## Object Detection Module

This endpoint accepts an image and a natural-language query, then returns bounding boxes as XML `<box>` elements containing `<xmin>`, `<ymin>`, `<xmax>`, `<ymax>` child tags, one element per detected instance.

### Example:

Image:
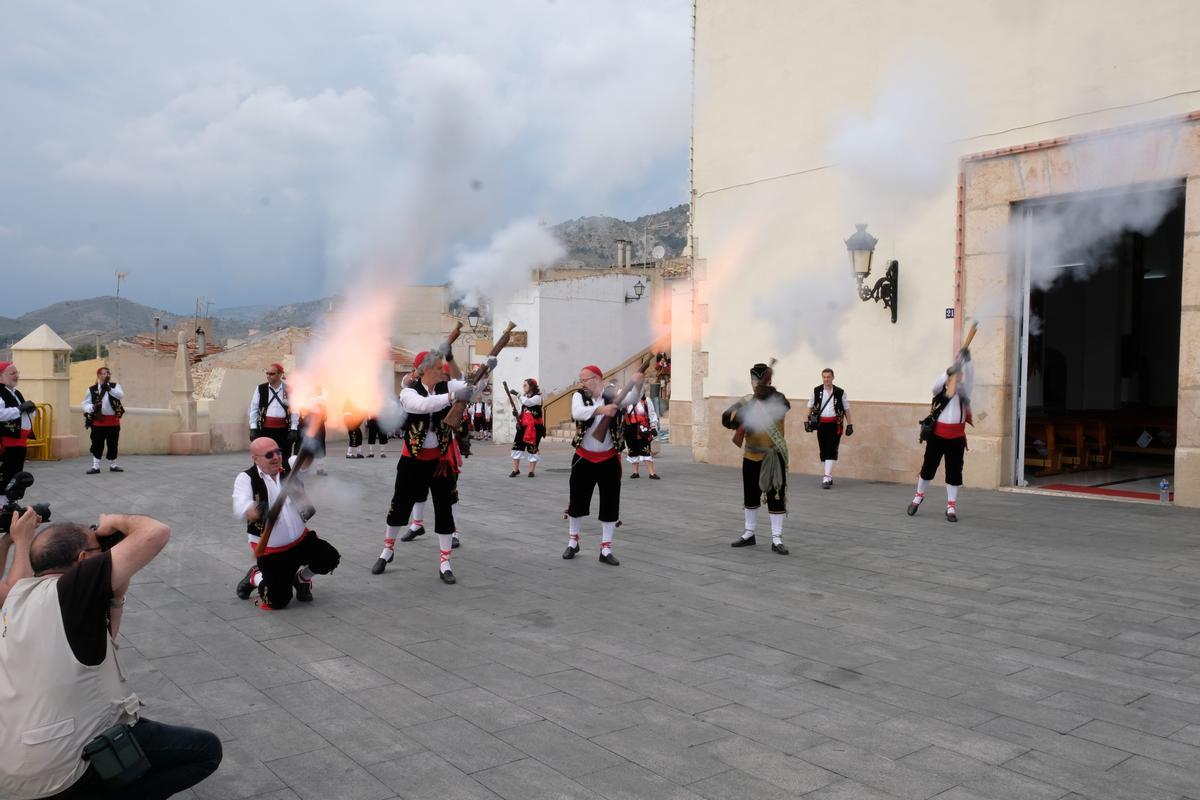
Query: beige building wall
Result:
<box><xmin>391</xmin><ymin>285</ymin><xmax>452</xmax><ymax>353</ymax></box>
<box><xmin>692</xmin><ymin>0</ymin><xmax>1200</xmax><ymax>502</ymax></box>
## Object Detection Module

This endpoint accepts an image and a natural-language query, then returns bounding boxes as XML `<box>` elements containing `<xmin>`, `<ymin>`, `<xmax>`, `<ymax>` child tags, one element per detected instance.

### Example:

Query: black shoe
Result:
<box><xmin>399</xmin><ymin>526</ymin><xmax>425</xmax><ymax>542</ymax></box>
<box><xmin>371</xmin><ymin>551</ymin><xmax>393</xmax><ymax>575</ymax></box>
<box><xmin>109</xmin><ymin>466</ymin><xmax>124</xmax><ymax>473</ymax></box>
<box><xmin>355</xmin><ymin>454</ymin><xmax>365</xmax><ymax>459</ymax></box>
<box><xmin>562</xmin><ymin>544</ymin><xmax>579</xmax><ymax>560</ymax></box>
<box><xmin>367</xmin><ymin>453</ymin><xmax>375</xmax><ymax>458</ymax></box>
<box><xmin>528</xmin><ymin>472</ymin><xmax>536</xmax><ymax>478</ymax></box>
<box><xmin>236</xmin><ymin>567</ymin><xmax>256</xmax><ymax>600</ymax></box>
<box><xmin>316</xmin><ymin>469</ymin><xmax>328</xmax><ymax>476</ymax></box>
<box><xmin>86</xmin><ymin>467</ymin><xmax>101</xmax><ymax>475</ymax></box>
<box><xmin>946</xmin><ymin>508</ymin><xmax>958</xmax><ymax>523</ymax></box>
<box><xmin>599</xmin><ymin>552</ymin><xmax>620</xmax><ymax>566</ymax></box>
<box><xmin>509</xmin><ymin>469</ymin><xmax>521</xmax><ymax>477</ymax></box>
<box><xmin>440</xmin><ymin>569</ymin><xmax>456</xmax><ymax>584</ymax></box>
<box><xmin>648</xmin><ymin>474</ymin><xmax>660</xmax><ymax>480</ymax></box>
<box><xmin>293</xmin><ymin>575</ymin><xmax>313</xmax><ymax>602</ymax></box>
<box><xmin>380</xmin><ymin>453</ymin><xmax>387</xmax><ymax>459</ymax></box>
<box><xmin>451</xmin><ymin>535</ymin><xmax>461</xmax><ymax>549</ymax></box>
<box><xmin>906</xmin><ymin>501</ymin><xmax>921</xmax><ymax>516</ymax></box>
<box><xmin>346</xmin><ymin>454</ymin><xmax>354</xmax><ymax>459</ymax></box>
<box><xmin>771</xmin><ymin>542</ymin><xmax>789</xmax><ymax>555</ymax></box>
<box><xmin>630</xmin><ymin>473</ymin><xmax>640</xmax><ymax>479</ymax></box>
<box><xmin>730</xmin><ymin>535</ymin><xmax>756</xmax><ymax>548</ymax></box>
<box><xmin>822</xmin><ymin>478</ymin><xmax>832</xmax><ymax>490</ymax></box>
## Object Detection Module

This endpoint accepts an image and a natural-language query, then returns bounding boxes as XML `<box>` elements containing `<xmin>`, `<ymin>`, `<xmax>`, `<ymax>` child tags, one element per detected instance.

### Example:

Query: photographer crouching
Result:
<box><xmin>0</xmin><ymin>511</ymin><xmax>222</xmax><ymax>799</ymax></box>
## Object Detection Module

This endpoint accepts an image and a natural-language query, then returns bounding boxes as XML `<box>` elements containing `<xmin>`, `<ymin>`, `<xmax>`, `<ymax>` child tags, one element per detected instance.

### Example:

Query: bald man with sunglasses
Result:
<box><xmin>232</xmin><ymin>437</ymin><xmax>340</xmax><ymax>609</ymax></box>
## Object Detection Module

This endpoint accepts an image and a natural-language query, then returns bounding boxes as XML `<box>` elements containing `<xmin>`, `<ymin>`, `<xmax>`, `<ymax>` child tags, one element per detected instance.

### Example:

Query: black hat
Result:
<box><xmin>750</xmin><ymin>363</ymin><xmax>771</xmax><ymax>380</ymax></box>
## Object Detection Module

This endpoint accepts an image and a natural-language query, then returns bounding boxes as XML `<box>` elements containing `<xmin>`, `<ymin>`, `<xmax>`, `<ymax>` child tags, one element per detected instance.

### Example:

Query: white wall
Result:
<box><xmin>493</xmin><ymin>273</ymin><xmax>656</xmax><ymax>438</ymax></box>
<box><xmin>693</xmin><ymin>0</ymin><xmax>1200</xmax><ymax>404</ymax></box>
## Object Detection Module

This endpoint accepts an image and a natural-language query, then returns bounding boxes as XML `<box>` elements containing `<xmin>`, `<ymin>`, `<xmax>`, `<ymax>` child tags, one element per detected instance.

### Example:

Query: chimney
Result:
<box><xmin>625</xmin><ymin>241</ymin><xmax>633</xmax><ymax>269</ymax></box>
<box><xmin>614</xmin><ymin>240</ymin><xmax>624</xmax><ymax>267</ymax></box>
<box><xmin>153</xmin><ymin>316</ymin><xmax>160</xmax><ymax>351</ymax></box>
<box><xmin>195</xmin><ymin>327</ymin><xmax>207</xmax><ymax>355</ymax></box>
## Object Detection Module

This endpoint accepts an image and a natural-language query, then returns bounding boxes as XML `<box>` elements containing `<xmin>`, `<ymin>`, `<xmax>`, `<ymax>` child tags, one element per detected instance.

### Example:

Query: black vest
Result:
<box><xmin>571</xmin><ymin>389</ymin><xmax>626</xmax><ymax>452</ymax></box>
<box><xmin>811</xmin><ymin>385</ymin><xmax>845</xmax><ymax>421</ymax></box>
<box><xmin>403</xmin><ymin>380</ymin><xmax>457</xmax><ymax>455</ymax></box>
<box><xmin>242</xmin><ymin>466</ymin><xmax>311</xmax><ymax>536</ymax></box>
<box><xmin>256</xmin><ymin>382</ymin><xmax>289</xmax><ymax>429</ymax></box>
<box><xmin>0</xmin><ymin>386</ymin><xmax>26</xmax><ymax>438</ymax></box>
<box><xmin>87</xmin><ymin>384</ymin><xmax>125</xmax><ymax>419</ymax></box>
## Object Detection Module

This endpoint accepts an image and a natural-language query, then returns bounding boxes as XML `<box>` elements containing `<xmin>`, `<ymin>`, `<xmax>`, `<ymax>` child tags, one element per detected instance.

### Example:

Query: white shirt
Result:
<box><xmin>248</xmin><ymin>381</ymin><xmax>298</xmax><ymax>429</ymax></box>
<box><xmin>0</xmin><ymin>387</ymin><xmax>34</xmax><ymax>431</ymax></box>
<box><xmin>81</xmin><ymin>383</ymin><xmax>125</xmax><ymax>416</ymax></box>
<box><xmin>232</xmin><ymin>467</ymin><xmax>306</xmax><ymax>547</ymax></box>
<box><xmin>520</xmin><ymin>394</ymin><xmax>542</xmax><ymax>408</ymax></box>
<box><xmin>625</xmin><ymin>398</ymin><xmax>659</xmax><ymax>429</ymax></box>
<box><xmin>572</xmin><ymin>386</ymin><xmax>638</xmax><ymax>452</ymax></box>
<box><xmin>400</xmin><ymin>379</ymin><xmax>468</xmax><ymax>449</ymax></box>
<box><xmin>807</xmin><ymin>387</ymin><xmax>848</xmax><ymax>416</ymax></box>
<box><xmin>932</xmin><ymin>361</ymin><xmax>974</xmax><ymax>424</ymax></box>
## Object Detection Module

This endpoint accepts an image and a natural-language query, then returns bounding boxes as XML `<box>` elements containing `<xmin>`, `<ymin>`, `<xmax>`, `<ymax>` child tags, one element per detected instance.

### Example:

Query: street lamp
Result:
<box><xmin>467</xmin><ymin>308</ymin><xmax>481</xmax><ymax>332</ymax></box>
<box><xmin>844</xmin><ymin>224</ymin><xmax>898</xmax><ymax>324</ymax></box>
<box><xmin>625</xmin><ymin>279</ymin><xmax>646</xmax><ymax>304</ymax></box>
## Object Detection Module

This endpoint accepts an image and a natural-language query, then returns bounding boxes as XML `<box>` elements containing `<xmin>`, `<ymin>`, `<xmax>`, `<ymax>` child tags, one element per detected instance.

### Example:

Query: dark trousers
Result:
<box><xmin>46</xmin><ymin>718</ymin><xmax>222</xmax><ymax>800</ymax></box>
<box><xmin>920</xmin><ymin>434</ymin><xmax>966</xmax><ymax>486</ymax></box>
<box><xmin>0</xmin><ymin>444</ymin><xmax>27</xmax><ymax>487</ymax></box>
<box><xmin>816</xmin><ymin>421</ymin><xmax>841</xmax><ymax>462</ymax></box>
<box><xmin>348</xmin><ymin>426</ymin><xmax>363</xmax><ymax>448</ymax></box>
<box><xmin>367</xmin><ymin>419</ymin><xmax>388</xmax><ymax>444</ymax></box>
<box><xmin>743</xmin><ymin>457</ymin><xmax>786</xmax><ymax>513</ymax></box>
<box><xmin>386</xmin><ymin>456</ymin><xmax>455</xmax><ymax>533</ymax></box>
<box><xmin>257</xmin><ymin>531</ymin><xmax>340</xmax><ymax>609</ymax></box>
<box><xmin>568</xmin><ymin>453</ymin><xmax>620</xmax><ymax>522</ymax></box>
<box><xmin>297</xmin><ymin>420</ymin><xmax>325</xmax><ymax>457</ymax></box>
<box><xmin>90</xmin><ymin>426</ymin><xmax>120</xmax><ymax>461</ymax></box>
<box><xmin>511</xmin><ymin>428</ymin><xmax>543</xmax><ymax>454</ymax></box>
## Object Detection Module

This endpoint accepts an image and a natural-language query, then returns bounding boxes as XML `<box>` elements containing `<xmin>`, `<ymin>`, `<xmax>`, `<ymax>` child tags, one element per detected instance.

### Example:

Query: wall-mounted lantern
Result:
<box><xmin>845</xmin><ymin>224</ymin><xmax>898</xmax><ymax>324</ymax></box>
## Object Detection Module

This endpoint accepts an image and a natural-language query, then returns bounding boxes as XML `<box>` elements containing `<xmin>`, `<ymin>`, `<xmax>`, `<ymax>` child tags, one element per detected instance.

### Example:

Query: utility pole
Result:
<box><xmin>115</xmin><ymin>271</ymin><xmax>129</xmax><ymax>339</ymax></box>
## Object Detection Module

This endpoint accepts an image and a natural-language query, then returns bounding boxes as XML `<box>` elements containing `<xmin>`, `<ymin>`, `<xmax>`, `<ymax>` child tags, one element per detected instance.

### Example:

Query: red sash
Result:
<box><xmin>520</xmin><ymin>410</ymin><xmax>537</xmax><ymax>444</ymax></box>
<box><xmin>819</xmin><ymin>415</ymin><xmax>838</xmax><ymax>422</ymax></box>
<box><xmin>934</xmin><ymin>422</ymin><xmax>967</xmax><ymax>439</ymax></box>
<box><xmin>263</xmin><ymin>417</ymin><xmax>289</xmax><ymax>429</ymax></box>
<box><xmin>93</xmin><ymin>413</ymin><xmax>120</xmax><ymax>427</ymax></box>
<box><xmin>1</xmin><ymin>427</ymin><xmax>31</xmax><ymax>448</ymax></box>
<box><xmin>575</xmin><ymin>447</ymin><xmax>617</xmax><ymax>464</ymax></box>
<box><xmin>401</xmin><ymin>443</ymin><xmax>443</xmax><ymax>461</ymax></box>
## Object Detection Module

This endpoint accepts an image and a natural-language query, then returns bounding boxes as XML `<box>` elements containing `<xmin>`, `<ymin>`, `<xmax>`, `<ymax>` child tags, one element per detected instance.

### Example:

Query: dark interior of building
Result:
<box><xmin>1021</xmin><ymin>184</ymin><xmax>1183</xmax><ymax>498</ymax></box>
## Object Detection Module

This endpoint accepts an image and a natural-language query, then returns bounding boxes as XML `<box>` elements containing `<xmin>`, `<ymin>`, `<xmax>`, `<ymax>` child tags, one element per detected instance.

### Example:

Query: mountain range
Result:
<box><xmin>1</xmin><ymin>204</ymin><xmax>689</xmax><ymax>348</ymax></box>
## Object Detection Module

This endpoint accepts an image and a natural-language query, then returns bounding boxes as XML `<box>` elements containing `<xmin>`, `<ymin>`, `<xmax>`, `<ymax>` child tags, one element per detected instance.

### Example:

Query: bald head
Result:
<box><xmin>30</xmin><ymin>522</ymin><xmax>94</xmax><ymax>576</ymax></box>
<box><xmin>250</xmin><ymin>436</ymin><xmax>285</xmax><ymax>476</ymax></box>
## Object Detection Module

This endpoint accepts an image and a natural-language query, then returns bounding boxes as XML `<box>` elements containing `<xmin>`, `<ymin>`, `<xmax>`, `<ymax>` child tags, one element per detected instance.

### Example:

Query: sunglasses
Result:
<box><xmin>258</xmin><ymin>449</ymin><xmax>284</xmax><ymax>459</ymax></box>
<box><xmin>265</xmin><ymin>371</ymin><xmax>279</xmax><ymax>376</ymax></box>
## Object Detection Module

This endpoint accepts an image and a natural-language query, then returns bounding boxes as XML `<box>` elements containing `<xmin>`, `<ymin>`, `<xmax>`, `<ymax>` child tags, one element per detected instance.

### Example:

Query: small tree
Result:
<box><xmin>70</xmin><ymin>343</ymin><xmax>109</xmax><ymax>362</ymax></box>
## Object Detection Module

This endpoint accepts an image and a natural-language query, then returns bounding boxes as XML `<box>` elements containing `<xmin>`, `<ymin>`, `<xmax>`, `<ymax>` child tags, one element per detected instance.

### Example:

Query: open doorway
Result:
<box><xmin>1014</xmin><ymin>182</ymin><xmax>1184</xmax><ymax>500</ymax></box>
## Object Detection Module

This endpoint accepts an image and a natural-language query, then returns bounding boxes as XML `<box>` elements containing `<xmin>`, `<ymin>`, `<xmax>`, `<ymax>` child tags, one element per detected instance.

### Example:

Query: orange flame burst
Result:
<box><xmin>288</xmin><ymin>292</ymin><xmax>397</xmax><ymax>429</ymax></box>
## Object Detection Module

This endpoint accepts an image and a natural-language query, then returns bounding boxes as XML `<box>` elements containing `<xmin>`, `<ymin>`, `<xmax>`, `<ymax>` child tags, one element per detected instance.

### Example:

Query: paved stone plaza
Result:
<box><xmin>17</xmin><ymin>441</ymin><xmax>1200</xmax><ymax>800</ymax></box>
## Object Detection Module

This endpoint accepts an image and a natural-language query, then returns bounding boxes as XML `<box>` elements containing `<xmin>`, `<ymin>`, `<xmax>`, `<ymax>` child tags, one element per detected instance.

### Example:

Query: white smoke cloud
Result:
<box><xmin>830</xmin><ymin>55</ymin><xmax>974</xmax><ymax>226</ymax></box>
<box><xmin>447</xmin><ymin>219</ymin><xmax>566</xmax><ymax>309</ymax></box>
<box><xmin>754</xmin><ymin>253</ymin><xmax>856</xmax><ymax>363</ymax></box>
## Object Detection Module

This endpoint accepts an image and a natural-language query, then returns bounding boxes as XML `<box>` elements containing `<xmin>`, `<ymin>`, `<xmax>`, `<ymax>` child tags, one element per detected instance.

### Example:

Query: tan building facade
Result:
<box><xmin>684</xmin><ymin>0</ymin><xmax>1200</xmax><ymax>505</ymax></box>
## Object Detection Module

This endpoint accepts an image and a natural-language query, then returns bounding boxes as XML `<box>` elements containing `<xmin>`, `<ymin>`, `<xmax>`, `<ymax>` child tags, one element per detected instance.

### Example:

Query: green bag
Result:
<box><xmin>81</xmin><ymin>723</ymin><xmax>149</xmax><ymax>786</ymax></box>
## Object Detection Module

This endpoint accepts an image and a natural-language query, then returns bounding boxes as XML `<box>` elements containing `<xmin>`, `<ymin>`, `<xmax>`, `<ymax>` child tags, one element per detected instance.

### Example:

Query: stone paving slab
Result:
<box><xmin>14</xmin><ymin>440</ymin><xmax>1200</xmax><ymax>800</ymax></box>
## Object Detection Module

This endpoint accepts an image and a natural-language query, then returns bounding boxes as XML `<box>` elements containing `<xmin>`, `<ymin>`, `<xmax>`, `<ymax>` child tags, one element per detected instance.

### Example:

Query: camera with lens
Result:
<box><xmin>0</xmin><ymin>472</ymin><xmax>51</xmax><ymax>534</ymax></box>
<box><xmin>803</xmin><ymin>410</ymin><xmax>820</xmax><ymax>434</ymax></box>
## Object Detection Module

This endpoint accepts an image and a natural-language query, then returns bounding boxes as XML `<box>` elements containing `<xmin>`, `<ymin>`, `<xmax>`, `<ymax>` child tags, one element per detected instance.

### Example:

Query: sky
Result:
<box><xmin>0</xmin><ymin>1</ymin><xmax>692</xmax><ymax>317</ymax></box>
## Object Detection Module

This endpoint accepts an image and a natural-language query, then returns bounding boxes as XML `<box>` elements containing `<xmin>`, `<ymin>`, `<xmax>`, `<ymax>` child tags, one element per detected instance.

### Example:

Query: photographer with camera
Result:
<box><xmin>82</xmin><ymin>366</ymin><xmax>126</xmax><ymax>475</ymax></box>
<box><xmin>805</xmin><ymin>368</ymin><xmax>853</xmax><ymax>490</ymax></box>
<box><xmin>0</xmin><ymin>514</ymin><xmax>223</xmax><ymax>799</ymax></box>
<box><xmin>0</xmin><ymin>506</ymin><xmax>39</xmax><ymax>606</ymax></box>
<box><xmin>0</xmin><ymin>361</ymin><xmax>38</xmax><ymax>488</ymax></box>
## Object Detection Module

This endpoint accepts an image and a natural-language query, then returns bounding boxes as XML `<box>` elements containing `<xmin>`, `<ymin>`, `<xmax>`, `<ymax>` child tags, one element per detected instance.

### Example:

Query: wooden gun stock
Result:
<box><xmin>445</xmin><ymin>322</ymin><xmax>517</xmax><ymax>428</ymax></box>
<box><xmin>254</xmin><ymin>412</ymin><xmax>322</xmax><ymax>557</ymax></box>
<box><xmin>591</xmin><ymin>354</ymin><xmax>653</xmax><ymax>443</ymax></box>
<box><xmin>502</xmin><ymin>380</ymin><xmax>520</xmax><ymax>417</ymax></box>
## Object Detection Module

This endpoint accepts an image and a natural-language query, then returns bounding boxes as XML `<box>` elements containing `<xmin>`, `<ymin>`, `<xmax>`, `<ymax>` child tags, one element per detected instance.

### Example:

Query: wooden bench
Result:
<box><xmin>1024</xmin><ymin>419</ymin><xmax>1063</xmax><ymax>476</ymax></box>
